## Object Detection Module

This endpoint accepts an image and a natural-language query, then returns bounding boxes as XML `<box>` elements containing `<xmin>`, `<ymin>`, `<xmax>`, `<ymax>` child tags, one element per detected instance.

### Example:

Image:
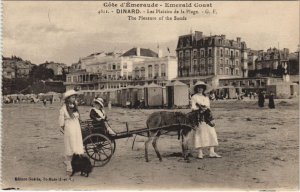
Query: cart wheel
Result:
<box><xmin>83</xmin><ymin>133</ymin><xmax>113</xmax><ymax>167</ymax></box>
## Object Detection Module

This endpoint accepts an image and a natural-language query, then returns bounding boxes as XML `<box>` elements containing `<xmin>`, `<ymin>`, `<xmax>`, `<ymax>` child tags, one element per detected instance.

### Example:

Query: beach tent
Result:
<box><xmin>166</xmin><ymin>81</ymin><xmax>189</xmax><ymax>108</ymax></box>
<box><xmin>144</xmin><ymin>83</ymin><xmax>163</xmax><ymax>108</ymax></box>
<box><xmin>213</xmin><ymin>86</ymin><xmax>237</xmax><ymax>99</ymax></box>
<box><xmin>290</xmin><ymin>83</ymin><xmax>299</xmax><ymax>97</ymax></box>
<box><xmin>135</xmin><ymin>85</ymin><xmax>145</xmax><ymax>102</ymax></box>
<box><xmin>162</xmin><ymin>87</ymin><xmax>167</xmax><ymax>106</ymax></box>
<box><xmin>45</xmin><ymin>92</ymin><xmax>61</xmax><ymax>102</ymax></box>
<box><xmin>266</xmin><ymin>82</ymin><xmax>297</xmax><ymax>99</ymax></box>
<box><xmin>126</xmin><ymin>85</ymin><xmax>139</xmax><ymax>108</ymax></box>
<box><xmin>116</xmin><ymin>89</ymin><xmax>123</xmax><ymax>106</ymax></box>
<box><xmin>85</xmin><ymin>91</ymin><xmax>94</xmax><ymax>106</ymax></box>
<box><xmin>107</xmin><ymin>89</ymin><xmax>118</xmax><ymax>105</ymax></box>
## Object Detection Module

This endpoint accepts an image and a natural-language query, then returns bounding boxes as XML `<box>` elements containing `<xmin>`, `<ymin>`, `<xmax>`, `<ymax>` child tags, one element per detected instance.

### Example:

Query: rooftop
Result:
<box><xmin>122</xmin><ymin>48</ymin><xmax>158</xmax><ymax>57</ymax></box>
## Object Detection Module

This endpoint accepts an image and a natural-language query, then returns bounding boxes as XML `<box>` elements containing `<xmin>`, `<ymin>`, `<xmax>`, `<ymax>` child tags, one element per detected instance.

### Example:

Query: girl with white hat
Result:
<box><xmin>59</xmin><ymin>89</ymin><xmax>84</xmax><ymax>174</ymax></box>
<box><xmin>190</xmin><ymin>81</ymin><xmax>221</xmax><ymax>159</ymax></box>
<box><xmin>90</xmin><ymin>97</ymin><xmax>116</xmax><ymax>136</ymax></box>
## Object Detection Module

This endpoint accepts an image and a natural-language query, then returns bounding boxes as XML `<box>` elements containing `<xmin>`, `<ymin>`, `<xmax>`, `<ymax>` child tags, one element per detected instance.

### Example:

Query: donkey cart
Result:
<box><xmin>80</xmin><ymin>118</ymin><xmax>195</xmax><ymax>167</ymax></box>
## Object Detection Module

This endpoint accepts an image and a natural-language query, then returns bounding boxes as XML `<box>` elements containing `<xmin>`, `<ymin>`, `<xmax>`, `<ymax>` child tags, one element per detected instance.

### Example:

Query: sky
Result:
<box><xmin>3</xmin><ymin>1</ymin><xmax>299</xmax><ymax>65</ymax></box>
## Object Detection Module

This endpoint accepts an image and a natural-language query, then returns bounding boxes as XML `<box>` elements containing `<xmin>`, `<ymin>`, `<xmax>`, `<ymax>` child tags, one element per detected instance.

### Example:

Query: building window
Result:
<box><xmin>161</xmin><ymin>64</ymin><xmax>166</xmax><ymax>77</ymax></box>
<box><xmin>200</xmin><ymin>50</ymin><xmax>204</xmax><ymax>57</ymax></box>
<box><xmin>208</xmin><ymin>49</ymin><xmax>212</xmax><ymax>57</ymax></box>
<box><xmin>123</xmin><ymin>63</ymin><xmax>127</xmax><ymax>69</ymax></box>
<box><xmin>193</xmin><ymin>50</ymin><xmax>197</xmax><ymax>58</ymax></box>
<box><xmin>226</xmin><ymin>68</ymin><xmax>229</xmax><ymax>75</ymax></box>
<box><xmin>154</xmin><ymin>64</ymin><xmax>159</xmax><ymax>77</ymax></box>
<box><xmin>221</xmin><ymin>49</ymin><xmax>223</xmax><ymax>57</ymax></box>
<box><xmin>200</xmin><ymin>59</ymin><xmax>205</xmax><ymax>66</ymax></box>
<box><xmin>67</xmin><ymin>77</ymin><xmax>71</xmax><ymax>82</ymax></box>
<box><xmin>185</xmin><ymin>51</ymin><xmax>190</xmax><ymax>60</ymax></box>
<box><xmin>236</xmin><ymin>69</ymin><xmax>239</xmax><ymax>75</ymax></box>
<box><xmin>226</xmin><ymin>60</ymin><xmax>229</xmax><ymax>65</ymax></box>
<box><xmin>236</xmin><ymin>51</ymin><xmax>239</xmax><ymax>57</ymax></box>
<box><xmin>208</xmin><ymin>67</ymin><xmax>212</xmax><ymax>74</ymax></box>
<box><xmin>134</xmin><ymin>67</ymin><xmax>139</xmax><ymax>78</ymax></box>
<box><xmin>179</xmin><ymin>52</ymin><xmax>183</xmax><ymax>58</ymax></box>
<box><xmin>219</xmin><ymin>68</ymin><xmax>223</xmax><ymax>75</ymax></box>
<box><xmin>193</xmin><ymin>60</ymin><xmax>197</xmax><ymax>66</ymax></box>
<box><xmin>236</xmin><ymin>61</ymin><xmax>239</xmax><ymax>66</ymax></box>
<box><xmin>73</xmin><ymin>76</ymin><xmax>77</xmax><ymax>82</ymax></box>
<box><xmin>217</xmin><ymin>49</ymin><xmax>219</xmax><ymax>56</ymax></box>
<box><xmin>140</xmin><ymin>67</ymin><xmax>145</xmax><ymax>78</ymax></box>
<box><xmin>148</xmin><ymin>65</ymin><xmax>153</xmax><ymax>78</ymax></box>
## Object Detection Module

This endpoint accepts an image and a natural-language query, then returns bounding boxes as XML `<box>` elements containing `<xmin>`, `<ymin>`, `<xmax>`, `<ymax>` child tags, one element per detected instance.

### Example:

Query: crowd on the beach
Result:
<box><xmin>3</xmin><ymin>93</ymin><xmax>61</xmax><ymax>105</ymax></box>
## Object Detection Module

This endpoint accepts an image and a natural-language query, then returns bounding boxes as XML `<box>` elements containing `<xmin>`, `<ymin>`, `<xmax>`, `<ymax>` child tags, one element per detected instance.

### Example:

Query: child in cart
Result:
<box><xmin>90</xmin><ymin>98</ymin><xmax>116</xmax><ymax>136</ymax></box>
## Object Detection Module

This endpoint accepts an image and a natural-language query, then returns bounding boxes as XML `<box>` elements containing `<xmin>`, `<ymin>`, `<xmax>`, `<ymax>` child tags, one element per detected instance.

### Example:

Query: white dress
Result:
<box><xmin>191</xmin><ymin>94</ymin><xmax>218</xmax><ymax>149</ymax></box>
<box><xmin>59</xmin><ymin>104</ymin><xmax>84</xmax><ymax>156</ymax></box>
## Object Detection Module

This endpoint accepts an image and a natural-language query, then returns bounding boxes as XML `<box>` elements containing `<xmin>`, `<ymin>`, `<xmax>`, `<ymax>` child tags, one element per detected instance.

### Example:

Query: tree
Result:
<box><xmin>30</xmin><ymin>65</ymin><xmax>54</xmax><ymax>81</ymax></box>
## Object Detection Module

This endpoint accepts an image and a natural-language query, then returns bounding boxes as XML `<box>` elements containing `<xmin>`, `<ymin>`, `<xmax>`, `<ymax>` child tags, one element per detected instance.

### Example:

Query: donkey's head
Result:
<box><xmin>186</xmin><ymin>109</ymin><xmax>215</xmax><ymax>127</ymax></box>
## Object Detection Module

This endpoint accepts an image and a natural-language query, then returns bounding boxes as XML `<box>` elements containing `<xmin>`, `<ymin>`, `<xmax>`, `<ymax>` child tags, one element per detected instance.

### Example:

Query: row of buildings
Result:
<box><xmin>2</xmin><ymin>56</ymin><xmax>67</xmax><ymax>79</ymax></box>
<box><xmin>64</xmin><ymin>31</ymin><xmax>299</xmax><ymax>94</ymax></box>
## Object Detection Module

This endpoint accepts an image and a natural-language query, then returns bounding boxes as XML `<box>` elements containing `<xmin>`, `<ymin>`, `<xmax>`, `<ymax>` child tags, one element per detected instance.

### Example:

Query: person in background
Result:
<box><xmin>59</xmin><ymin>90</ymin><xmax>84</xmax><ymax>175</ymax></box>
<box><xmin>258</xmin><ymin>91</ymin><xmax>265</xmax><ymax>107</ymax></box>
<box><xmin>190</xmin><ymin>81</ymin><xmax>221</xmax><ymax>159</ymax></box>
<box><xmin>90</xmin><ymin>98</ymin><xmax>116</xmax><ymax>136</ymax></box>
<box><xmin>43</xmin><ymin>99</ymin><xmax>47</xmax><ymax>107</ymax></box>
<box><xmin>268</xmin><ymin>92</ymin><xmax>275</xmax><ymax>109</ymax></box>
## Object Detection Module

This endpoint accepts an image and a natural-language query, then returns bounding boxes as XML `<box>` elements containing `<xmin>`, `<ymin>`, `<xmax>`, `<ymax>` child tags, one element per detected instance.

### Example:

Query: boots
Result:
<box><xmin>197</xmin><ymin>149</ymin><xmax>203</xmax><ymax>159</ymax></box>
<box><xmin>209</xmin><ymin>147</ymin><xmax>222</xmax><ymax>158</ymax></box>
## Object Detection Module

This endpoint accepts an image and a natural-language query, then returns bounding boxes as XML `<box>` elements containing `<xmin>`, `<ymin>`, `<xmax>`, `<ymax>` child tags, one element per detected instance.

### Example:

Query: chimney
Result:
<box><xmin>158</xmin><ymin>48</ymin><xmax>163</xmax><ymax>58</ymax></box>
<box><xmin>136</xmin><ymin>47</ymin><xmax>141</xmax><ymax>56</ymax></box>
<box><xmin>221</xmin><ymin>35</ymin><xmax>226</xmax><ymax>39</ymax></box>
<box><xmin>237</xmin><ymin>37</ymin><xmax>241</xmax><ymax>42</ymax></box>
<box><xmin>194</xmin><ymin>31</ymin><xmax>203</xmax><ymax>41</ymax></box>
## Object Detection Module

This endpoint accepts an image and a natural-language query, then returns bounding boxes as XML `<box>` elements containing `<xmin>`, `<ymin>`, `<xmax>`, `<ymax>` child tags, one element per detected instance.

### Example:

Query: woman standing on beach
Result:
<box><xmin>190</xmin><ymin>81</ymin><xmax>221</xmax><ymax>159</ymax></box>
<box><xmin>59</xmin><ymin>90</ymin><xmax>84</xmax><ymax>174</ymax></box>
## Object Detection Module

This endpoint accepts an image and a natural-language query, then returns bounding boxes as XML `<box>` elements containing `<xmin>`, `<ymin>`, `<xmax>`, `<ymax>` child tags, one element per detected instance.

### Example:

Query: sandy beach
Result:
<box><xmin>1</xmin><ymin>98</ymin><xmax>299</xmax><ymax>190</ymax></box>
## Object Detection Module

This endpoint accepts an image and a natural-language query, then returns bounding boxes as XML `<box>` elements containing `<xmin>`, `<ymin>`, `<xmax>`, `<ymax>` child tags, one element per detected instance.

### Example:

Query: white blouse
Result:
<box><xmin>191</xmin><ymin>94</ymin><xmax>210</xmax><ymax>110</ymax></box>
<box><xmin>59</xmin><ymin>104</ymin><xmax>79</xmax><ymax>127</ymax></box>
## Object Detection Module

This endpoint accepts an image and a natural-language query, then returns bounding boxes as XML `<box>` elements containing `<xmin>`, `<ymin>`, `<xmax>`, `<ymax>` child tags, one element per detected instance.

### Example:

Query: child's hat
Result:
<box><xmin>94</xmin><ymin>98</ymin><xmax>104</xmax><ymax>107</ymax></box>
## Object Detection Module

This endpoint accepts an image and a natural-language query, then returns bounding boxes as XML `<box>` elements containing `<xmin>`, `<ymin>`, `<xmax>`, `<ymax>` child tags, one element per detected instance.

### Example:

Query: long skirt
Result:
<box><xmin>64</xmin><ymin>118</ymin><xmax>84</xmax><ymax>156</ymax></box>
<box><xmin>194</xmin><ymin>122</ymin><xmax>218</xmax><ymax>149</ymax></box>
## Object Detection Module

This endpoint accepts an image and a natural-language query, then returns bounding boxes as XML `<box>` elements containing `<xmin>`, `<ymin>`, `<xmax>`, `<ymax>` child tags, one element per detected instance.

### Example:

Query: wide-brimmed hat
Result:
<box><xmin>93</xmin><ymin>97</ymin><xmax>104</xmax><ymax>108</ymax></box>
<box><xmin>189</xmin><ymin>81</ymin><xmax>212</xmax><ymax>95</ymax></box>
<box><xmin>63</xmin><ymin>90</ymin><xmax>78</xmax><ymax>100</ymax></box>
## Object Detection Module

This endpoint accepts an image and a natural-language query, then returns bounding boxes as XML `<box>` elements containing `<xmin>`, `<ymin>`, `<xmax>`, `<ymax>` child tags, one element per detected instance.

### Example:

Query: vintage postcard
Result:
<box><xmin>1</xmin><ymin>0</ymin><xmax>299</xmax><ymax>190</ymax></box>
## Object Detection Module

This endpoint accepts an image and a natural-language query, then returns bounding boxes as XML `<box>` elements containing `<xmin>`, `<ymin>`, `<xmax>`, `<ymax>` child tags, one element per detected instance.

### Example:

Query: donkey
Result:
<box><xmin>144</xmin><ymin>109</ymin><xmax>215</xmax><ymax>162</ymax></box>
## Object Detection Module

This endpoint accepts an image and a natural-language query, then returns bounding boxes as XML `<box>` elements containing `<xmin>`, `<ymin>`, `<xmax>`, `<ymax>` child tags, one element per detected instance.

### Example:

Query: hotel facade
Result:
<box><xmin>175</xmin><ymin>31</ymin><xmax>248</xmax><ymax>86</ymax></box>
<box><xmin>64</xmin><ymin>48</ymin><xmax>177</xmax><ymax>90</ymax></box>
